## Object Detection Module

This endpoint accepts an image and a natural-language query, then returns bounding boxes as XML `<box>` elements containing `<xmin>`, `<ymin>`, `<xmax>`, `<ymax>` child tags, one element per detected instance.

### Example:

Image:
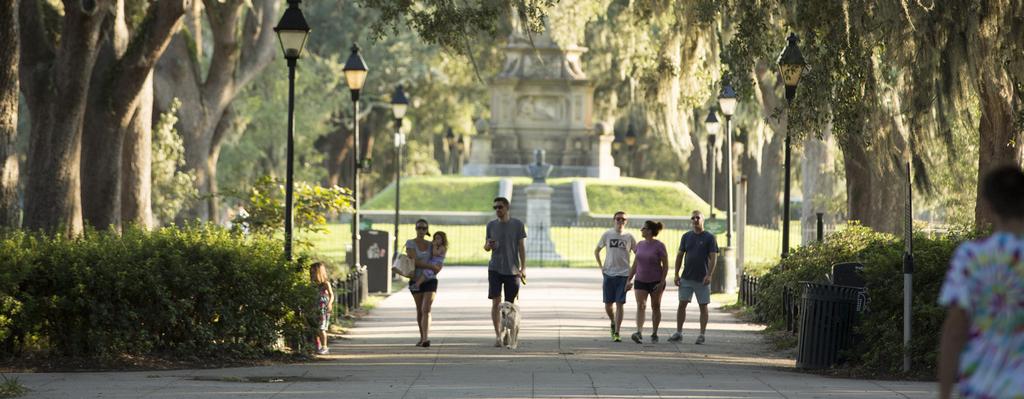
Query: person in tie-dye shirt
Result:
<box><xmin>938</xmin><ymin>165</ymin><xmax>1024</xmax><ymax>399</ymax></box>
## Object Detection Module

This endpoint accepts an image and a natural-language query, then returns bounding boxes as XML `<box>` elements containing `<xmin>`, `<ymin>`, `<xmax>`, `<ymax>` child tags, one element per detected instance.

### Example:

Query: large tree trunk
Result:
<box><xmin>742</xmin><ymin>63</ymin><xmax>786</xmax><ymax>226</ymax></box>
<box><xmin>80</xmin><ymin>0</ymin><xmax>186</xmax><ymax>230</ymax></box>
<box><xmin>121</xmin><ymin>73</ymin><xmax>154</xmax><ymax>229</ymax></box>
<box><xmin>20</xmin><ymin>0</ymin><xmax>111</xmax><ymax>236</ymax></box>
<box><xmin>800</xmin><ymin>124</ymin><xmax>838</xmax><ymax>244</ymax></box>
<box><xmin>0</xmin><ymin>0</ymin><xmax>18</xmax><ymax>228</ymax></box>
<box><xmin>742</xmin><ymin>128</ymin><xmax>783</xmax><ymax>226</ymax></box>
<box><xmin>154</xmin><ymin>0</ymin><xmax>278</xmax><ymax>223</ymax></box>
<box><xmin>974</xmin><ymin>69</ymin><xmax>1023</xmax><ymax>230</ymax></box>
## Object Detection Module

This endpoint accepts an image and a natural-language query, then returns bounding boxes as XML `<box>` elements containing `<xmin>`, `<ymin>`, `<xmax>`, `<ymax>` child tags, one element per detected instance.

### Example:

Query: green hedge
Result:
<box><xmin>751</xmin><ymin>224</ymin><xmax>974</xmax><ymax>377</ymax></box>
<box><xmin>0</xmin><ymin>225</ymin><xmax>317</xmax><ymax>360</ymax></box>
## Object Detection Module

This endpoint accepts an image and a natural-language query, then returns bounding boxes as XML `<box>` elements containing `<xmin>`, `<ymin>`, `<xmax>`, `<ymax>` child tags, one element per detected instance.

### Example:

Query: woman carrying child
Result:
<box><xmin>406</xmin><ymin>219</ymin><xmax>443</xmax><ymax>347</ymax></box>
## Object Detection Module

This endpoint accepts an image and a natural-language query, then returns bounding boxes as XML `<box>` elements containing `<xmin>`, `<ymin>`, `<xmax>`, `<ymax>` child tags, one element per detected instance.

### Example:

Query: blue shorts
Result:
<box><xmin>602</xmin><ymin>274</ymin><xmax>628</xmax><ymax>304</ymax></box>
<box><xmin>488</xmin><ymin>271</ymin><xmax>520</xmax><ymax>302</ymax></box>
<box><xmin>678</xmin><ymin>278</ymin><xmax>711</xmax><ymax>305</ymax></box>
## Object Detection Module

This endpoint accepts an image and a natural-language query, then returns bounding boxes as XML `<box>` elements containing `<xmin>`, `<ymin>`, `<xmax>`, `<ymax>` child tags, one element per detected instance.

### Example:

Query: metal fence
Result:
<box><xmin>410</xmin><ymin>221</ymin><xmax>803</xmax><ymax>267</ymax></box>
<box><xmin>740</xmin><ymin>272</ymin><xmax>800</xmax><ymax>334</ymax></box>
<box><xmin>331</xmin><ymin>266</ymin><xmax>366</xmax><ymax>317</ymax></box>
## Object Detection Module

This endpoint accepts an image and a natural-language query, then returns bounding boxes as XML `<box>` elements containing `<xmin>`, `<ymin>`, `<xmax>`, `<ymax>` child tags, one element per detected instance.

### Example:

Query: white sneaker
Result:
<box><xmin>695</xmin><ymin>335</ymin><xmax>705</xmax><ymax>345</ymax></box>
<box><xmin>316</xmin><ymin>347</ymin><xmax>329</xmax><ymax>355</ymax></box>
<box><xmin>668</xmin><ymin>331</ymin><xmax>683</xmax><ymax>342</ymax></box>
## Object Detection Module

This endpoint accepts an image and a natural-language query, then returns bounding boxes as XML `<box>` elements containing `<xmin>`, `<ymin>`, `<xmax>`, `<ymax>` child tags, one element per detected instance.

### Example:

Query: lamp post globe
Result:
<box><xmin>391</xmin><ymin>85</ymin><xmax>409</xmax><ymax>262</ymax></box>
<box><xmin>343</xmin><ymin>43</ymin><xmax>368</xmax><ymax>271</ymax></box>
<box><xmin>777</xmin><ymin>33</ymin><xmax>806</xmax><ymax>103</ymax></box>
<box><xmin>704</xmin><ymin>109</ymin><xmax>720</xmax><ymax>218</ymax></box>
<box><xmin>274</xmin><ymin>0</ymin><xmax>310</xmax><ymax>261</ymax></box>
<box><xmin>704</xmin><ymin>109</ymin><xmax>720</xmax><ymax>134</ymax></box>
<box><xmin>391</xmin><ymin>85</ymin><xmax>408</xmax><ymax>120</ymax></box>
<box><xmin>777</xmin><ymin>33</ymin><xmax>805</xmax><ymax>258</ymax></box>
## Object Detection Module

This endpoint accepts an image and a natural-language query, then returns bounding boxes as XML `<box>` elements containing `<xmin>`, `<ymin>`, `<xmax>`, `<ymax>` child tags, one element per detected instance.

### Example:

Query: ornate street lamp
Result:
<box><xmin>273</xmin><ymin>0</ymin><xmax>310</xmax><ymax>261</ymax></box>
<box><xmin>777</xmin><ymin>33</ymin><xmax>805</xmax><ymax>258</ymax></box>
<box><xmin>704</xmin><ymin>109</ymin><xmax>720</xmax><ymax>218</ymax></box>
<box><xmin>343</xmin><ymin>43</ymin><xmax>368</xmax><ymax>270</ymax></box>
<box><xmin>390</xmin><ymin>85</ymin><xmax>408</xmax><ymax>260</ymax></box>
<box><xmin>718</xmin><ymin>79</ymin><xmax>737</xmax><ymax>247</ymax></box>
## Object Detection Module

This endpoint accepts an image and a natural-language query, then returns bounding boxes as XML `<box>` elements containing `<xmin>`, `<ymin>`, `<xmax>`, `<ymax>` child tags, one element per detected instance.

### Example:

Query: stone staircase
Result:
<box><xmin>509</xmin><ymin>182</ymin><xmax>578</xmax><ymax>226</ymax></box>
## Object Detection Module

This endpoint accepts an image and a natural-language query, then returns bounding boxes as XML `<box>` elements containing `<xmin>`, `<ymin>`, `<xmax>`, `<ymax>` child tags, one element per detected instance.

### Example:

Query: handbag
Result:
<box><xmin>392</xmin><ymin>255</ymin><xmax>415</xmax><ymax>278</ymax></box>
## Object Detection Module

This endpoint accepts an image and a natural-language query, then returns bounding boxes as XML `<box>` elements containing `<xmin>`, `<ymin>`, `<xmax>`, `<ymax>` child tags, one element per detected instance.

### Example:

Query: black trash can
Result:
<box><xmin>360</xmin><ymin>229</ymin><xmax>392</xmax><ymax>293</ymax></box>
<box><xmin>796</xmin><ymin>282</ymin><xmax>861</xmax><ymax>369</ymax></box>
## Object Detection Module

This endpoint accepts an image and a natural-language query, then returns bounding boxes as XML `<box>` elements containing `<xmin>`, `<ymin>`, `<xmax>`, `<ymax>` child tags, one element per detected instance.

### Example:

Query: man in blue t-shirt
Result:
<box><xmin>667</xmin><ymin>210</ymin><xmax>719</xmax><ymax>345</ymax></box>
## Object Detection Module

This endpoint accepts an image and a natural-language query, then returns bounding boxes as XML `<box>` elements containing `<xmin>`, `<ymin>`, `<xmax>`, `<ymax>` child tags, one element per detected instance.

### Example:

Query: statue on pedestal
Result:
<box><xmin>527</xmin><ymin>149</ymin><xmax>554</xmax><ymax>184</ymax></box>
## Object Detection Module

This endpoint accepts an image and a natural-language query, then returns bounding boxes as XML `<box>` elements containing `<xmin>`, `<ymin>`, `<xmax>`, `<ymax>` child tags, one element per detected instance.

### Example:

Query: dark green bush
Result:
<box><xmin>0</xmin><ymin>225</ymin><xmax>317</xmax><ymax>360</ymax></box>
<box><xmin>751</xmin><ymin>224</ymin><xmax>974</xmax><ymax>376</ymax></box>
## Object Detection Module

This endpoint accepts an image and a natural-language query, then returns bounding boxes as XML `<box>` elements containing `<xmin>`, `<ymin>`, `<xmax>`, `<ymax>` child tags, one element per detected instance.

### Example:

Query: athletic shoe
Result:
<box><xmin>612</xmin><ymin>333</ymin><xmax>621</xmax><ymax>342</ymax></box>
<box><xmin>631</xmin><ymin>332</ymin><xmax>642</xmax><ymax>344</ymax></box>
<box><xmin>650</xmin><ymin>333</ymin><xmax>659</xmax><ymax>343</ymax></box>
<box><xmin>695</xmin><ymin>334</ymin><xmax>705</xmax><ymax>345</ymax></box>
<box><xmin>668</xmin><ymin>331</ymin><xmax>683</xmax><ymax>342</ymax></box>
<box><xmin>316</xmin><ymin>347</ymin><xmax>329</xmax><ymax>355</ymax></box>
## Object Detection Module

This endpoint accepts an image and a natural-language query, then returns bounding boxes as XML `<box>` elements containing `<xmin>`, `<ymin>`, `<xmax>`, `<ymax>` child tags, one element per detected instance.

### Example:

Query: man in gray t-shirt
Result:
<box><xmin>594</xmin><ymin>211</ymin><xmax>636</xmax><ymax>342</ymax></box>
<box><xmin>484</xmin><ymin>197</ymin><xmax>527</xmax><ymax>347</ymax></box>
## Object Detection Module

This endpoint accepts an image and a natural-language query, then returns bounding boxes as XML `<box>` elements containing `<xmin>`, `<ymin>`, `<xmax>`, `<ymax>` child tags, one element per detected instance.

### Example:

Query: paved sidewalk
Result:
<box><xmin>13</xmin><ymin>267</ymin><xmax>936</xmax><ymax>398</ymax></box>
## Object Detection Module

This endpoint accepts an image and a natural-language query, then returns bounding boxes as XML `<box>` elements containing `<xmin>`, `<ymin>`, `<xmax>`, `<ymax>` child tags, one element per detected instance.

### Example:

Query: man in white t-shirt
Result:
<box><xmin>595</xmin><ymin>211</ymin><xmax>637</xmax><ymax>342</ymax></box>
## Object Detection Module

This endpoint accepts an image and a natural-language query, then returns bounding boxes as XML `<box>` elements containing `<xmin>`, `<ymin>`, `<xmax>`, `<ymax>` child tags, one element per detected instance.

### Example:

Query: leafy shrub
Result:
<box><xmin>0</xmin><ymin>225</ymin><xmax>317</xmax><ymax>360</ymax></box>
<box><xmin>751</xmin><ymin>223</ymin><xmax>975</xmax><ymax>376</ymax></box>
<box><xmin>231</xmin><ymin>176</ymin><xmax>351</xmax><ymax>241</ymax></box>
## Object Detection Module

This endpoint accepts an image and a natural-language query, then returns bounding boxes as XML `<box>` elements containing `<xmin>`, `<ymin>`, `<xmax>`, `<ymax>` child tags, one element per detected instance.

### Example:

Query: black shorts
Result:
<box><xmin>410</xmin><ymin>278</ymin><xmax>438</xmax><ymax>293</ymax></box>
<box><xmin>488</xmin><ymin>271</ymin><xmax>520</xmax><ymax>302</ymax></box>
<box><xmin>633</xmin><ymin>280</ymin><xmax>663</xmax><ymax>292</ymax></box>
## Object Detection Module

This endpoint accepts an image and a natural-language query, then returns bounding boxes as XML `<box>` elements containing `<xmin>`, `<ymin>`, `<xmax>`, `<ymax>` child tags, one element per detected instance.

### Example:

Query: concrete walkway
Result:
<box><xmin>13</xmin><ymin>267</ymin><xmax>936</xmax><ymax>398</ymax></box>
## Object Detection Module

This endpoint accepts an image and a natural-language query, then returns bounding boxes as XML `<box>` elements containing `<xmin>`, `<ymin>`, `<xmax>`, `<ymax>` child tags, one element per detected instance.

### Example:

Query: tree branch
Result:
<box><xmin>236</xmin><ymin>0</ymin><xmax>278</xmax><ymax>90</ymax></box>
<box><xmin>111</xmin><ymin>0</ymin><xmax>187</xmax><ymax>127</ymax></box>
<box><xmin>200</xmin><ymin>0</ymin><xmax>244</xmax><ymax>118</ymax></box>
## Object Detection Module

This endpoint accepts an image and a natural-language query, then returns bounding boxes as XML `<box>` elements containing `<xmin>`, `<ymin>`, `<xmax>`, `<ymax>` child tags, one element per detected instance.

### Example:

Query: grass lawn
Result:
<box><xmin>584</xmin><ymin>177</ymin><xmax>721</xmax><ymax>216</ymax></box>
<box><xmin>361</xmin><ymin>175</ymin><xmax>717</xmax><ymax>216</ymax></box>
<box><xmin>362</xmin><ymin>176</ymin><xmax>503</xmax><ymax>212</ymax></box>
<box><xmin>303</xmin><ymin>221</ymin><xmax>801</xmax><ymax>269</ymax></box>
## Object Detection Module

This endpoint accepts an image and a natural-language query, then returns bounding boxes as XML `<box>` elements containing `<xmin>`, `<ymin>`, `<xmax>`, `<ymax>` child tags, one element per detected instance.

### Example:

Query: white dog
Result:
<box><xmin>498</xmin><ymin>301</ymin><xmax>521</xmax><ymax>350</ymax></box>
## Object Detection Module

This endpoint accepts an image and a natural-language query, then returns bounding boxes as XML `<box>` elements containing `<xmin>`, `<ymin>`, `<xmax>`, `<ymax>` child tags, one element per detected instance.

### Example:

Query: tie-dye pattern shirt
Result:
<box><xmin>938</xmin><ymin>232</ymin><xmax>1024</xmax><ymax>398</ymax></box>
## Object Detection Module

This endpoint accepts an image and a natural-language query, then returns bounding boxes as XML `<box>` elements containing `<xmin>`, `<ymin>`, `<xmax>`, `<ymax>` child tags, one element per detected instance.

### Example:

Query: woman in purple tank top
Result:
<box><xmin>626</xmin><ymin>220</ymin><xmax>669</xmax><ymax>344</ymax></box>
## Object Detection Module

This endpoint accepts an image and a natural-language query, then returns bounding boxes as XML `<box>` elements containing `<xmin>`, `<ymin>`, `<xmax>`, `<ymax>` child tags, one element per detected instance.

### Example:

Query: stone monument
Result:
<box><xmin>463</xmin><ymin>28</ymin><xmax>619</xmax><ymax>179</ymax></box>
<box><xmin>524</xmin><ymin>150</ymin><xmax>561</xmax><ymax>261</ymax></box>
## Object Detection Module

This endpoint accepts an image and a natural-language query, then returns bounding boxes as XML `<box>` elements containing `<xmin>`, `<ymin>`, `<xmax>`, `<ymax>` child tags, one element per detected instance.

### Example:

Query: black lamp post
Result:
<box><xmin>273</xmin><ymin>0</ymin><xmax>310</xmax><ymax>261</ymax></box>
<box><xmin>777</xmin><ymin>33</ymin><xmax>806</xmax><ymax>258</ymax></box>
<box><xmin>704</xmin><ymin>109</ymin><xmax>721</xmax><ymax>218</ymax></box>
<box><xmin>718</xmin><ymin>79</ymin><xmax>737</xmax><ymax>247</ymax></box>
<box><xmin>624</xmin><ymin>121</ymin><xmax>637</xmax><ymax>176</ymax></box>
<box><xmin>390</xmin><ymin>85</ymin><xmax>408</xmax><ymax>261</ymax></box>
<box><xmin>343</xmin><ymin>44</ymin><xmax>368</xmax><ymax>269</ymax></box>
